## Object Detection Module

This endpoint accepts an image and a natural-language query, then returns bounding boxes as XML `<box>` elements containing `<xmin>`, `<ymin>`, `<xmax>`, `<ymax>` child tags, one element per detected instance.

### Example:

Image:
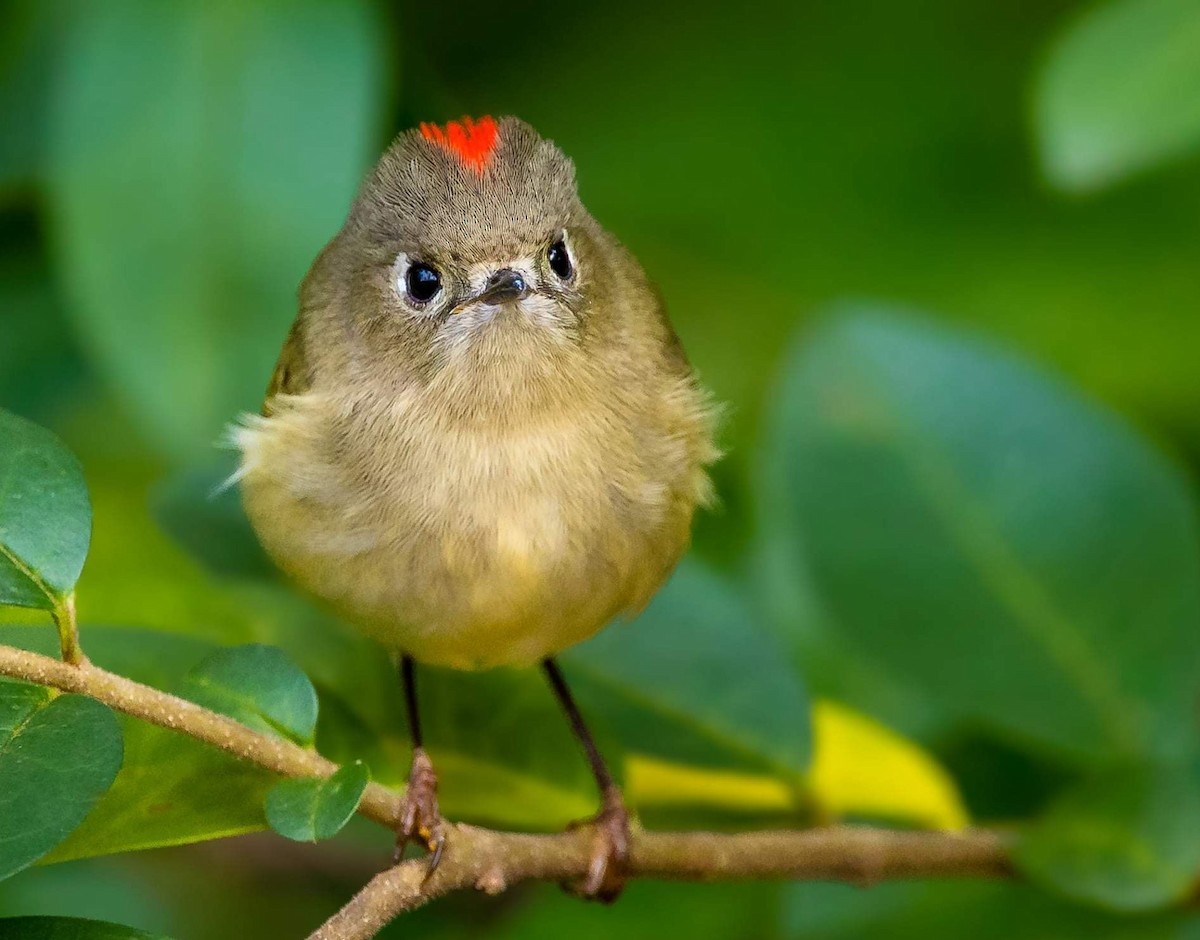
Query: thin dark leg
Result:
<box><xmin>394</xmin><ymin>654</ymin><xmax>443</xmax><ymax>872</ymax></box>
<box><xmin>542</xmin><ymin>657</ymin><xmax>629</xmax><ymax>901</ymax></box>
<box><xmin>401</xmin><ymin>654</ymin><xmax>422</xmax><ymax>749</ymax></box>
<box><xmin>542</xmin><ymin>658</ymin><xmax>617</xmax><ymax>795</ymax></box>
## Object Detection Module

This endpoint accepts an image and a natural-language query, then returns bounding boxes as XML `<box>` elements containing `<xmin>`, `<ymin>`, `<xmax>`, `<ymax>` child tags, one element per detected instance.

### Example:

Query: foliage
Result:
<box><xmin>182</xmin><ymin>644</ymin><xmax>319</xmax><ymax>746</ymax></box>
<box><xmin>1035</xmin><ymin>0</ymin><xmax>1200</xmax><ymax>191</ymax></box>
<box><xmin>2</xmin><ymin>0</ymin><xmax>1200</xmax><ymax>937</ymax></box>
<box><xmin>0</xmin><ymin>918</ymin><xmax>167</xmax><ymax>940</ymax></box>
<box><xmin>0</xmin><ymin>411</ymin><xmax>90</xmax><ymax>611</ymax></box>
<box><xmin>761</xmin><ymin>310</ymin><xmax>1200</xmax><ymax>767</ymax></box>
<box><xmin>265</xmin><ymin>763</ymin><xmax>369</xmax><ymax>843</ymax></box>
<box><xmin>45</xmin><ymin>0</ymin><xmax>388</xmax><ymax>460</ymax></box>
<box><xmin>0</xmin><ymin>684</ymin><xmax>122</xmax><ymax>880</ymax></box>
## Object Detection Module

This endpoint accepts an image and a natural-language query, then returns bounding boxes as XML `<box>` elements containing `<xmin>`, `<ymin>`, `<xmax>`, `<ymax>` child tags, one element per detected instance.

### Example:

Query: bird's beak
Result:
<box><xmin>453</xmin><ymin>268</ymin><xmax>530</xmax><ymax>314</ymax></box>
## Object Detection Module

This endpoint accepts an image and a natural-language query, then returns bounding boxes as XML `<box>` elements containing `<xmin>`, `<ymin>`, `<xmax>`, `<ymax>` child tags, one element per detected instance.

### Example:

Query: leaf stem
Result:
<box><xmin>51</xmin><ymin>594</ymin><xmax>86</xmax><ymax>665</ymax></box>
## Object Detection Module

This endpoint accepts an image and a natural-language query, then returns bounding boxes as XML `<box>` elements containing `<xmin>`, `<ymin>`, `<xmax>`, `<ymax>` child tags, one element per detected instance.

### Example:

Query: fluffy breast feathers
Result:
<box><xmin>235</xmin><ymin>344</ymin><xmax>717</xmax><ymax>669</ymax></box>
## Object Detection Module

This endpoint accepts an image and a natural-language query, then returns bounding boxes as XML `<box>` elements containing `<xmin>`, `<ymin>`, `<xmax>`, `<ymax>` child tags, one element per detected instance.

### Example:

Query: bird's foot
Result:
<box><xmin>568</xmin><ymin>785</ymin><xmax>631</xmax><ymax>902</ymax></box>
<box><xmin>393</xmin><ymin>746</ymin><xmax>445</xmax><ymax>876</ymax></box>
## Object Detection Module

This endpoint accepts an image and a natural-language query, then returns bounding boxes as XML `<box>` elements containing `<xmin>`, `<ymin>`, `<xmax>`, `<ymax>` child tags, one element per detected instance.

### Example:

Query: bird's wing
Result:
<box><xmin>262</xmin><ymin>318</ymin><xmax>312</xmax><ymax>416</ymax></box>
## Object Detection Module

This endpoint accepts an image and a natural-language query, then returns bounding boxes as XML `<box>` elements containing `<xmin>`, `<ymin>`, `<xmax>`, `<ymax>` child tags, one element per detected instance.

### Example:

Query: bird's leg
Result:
<box><xmin>542</xmin><ymin>658</ymin><xmax>631</xmax><ymax>902</ymax></box>
<box><xmin>394</xmin><ymin>654</ymin><xmax>445</xmax><ymax>872</ymax></box>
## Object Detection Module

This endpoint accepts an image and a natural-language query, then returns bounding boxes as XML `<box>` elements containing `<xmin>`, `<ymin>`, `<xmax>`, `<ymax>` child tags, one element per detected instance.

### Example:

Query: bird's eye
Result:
<box><xmin>405</xmin><ymin>261</ymin><xmax>442</xmax><ymax>304</ymax></box>
<box><xmin>547</xmin><ymin>237</ymin><xmax>573</xmax><ymax>280</ymax></box>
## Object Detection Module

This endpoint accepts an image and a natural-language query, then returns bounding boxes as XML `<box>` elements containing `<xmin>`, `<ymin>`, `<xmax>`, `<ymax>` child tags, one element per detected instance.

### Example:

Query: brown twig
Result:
<box><xmin>309</xmin><ymin>825</ymin><xmax>1013</xmax><ymax>940</ymax></box>
<box><xmin>0</xmin><ymin>642</ymin><xmax>1015</xmax><ymax>940</ymax></box>
<box><xmin>0</xmin><ymin>642</ymin><xmax>403</xmax><ymax>827</ymax></box>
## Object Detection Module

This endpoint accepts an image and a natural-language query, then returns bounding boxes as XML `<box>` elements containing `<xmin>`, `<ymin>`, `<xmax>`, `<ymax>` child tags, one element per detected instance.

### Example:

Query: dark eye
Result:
<box><xmin>405</xmin><ymin>261</ymin><xmax>442</xmax><ymax>303</ymax></box>
<box><xmin>547</xmin><ymin>238</ymin><xmax>573</xmax><ymax>280</ymax></box>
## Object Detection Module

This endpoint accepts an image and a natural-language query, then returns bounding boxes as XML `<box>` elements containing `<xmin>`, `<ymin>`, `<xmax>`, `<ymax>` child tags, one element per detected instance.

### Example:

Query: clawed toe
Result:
<box><xmin>393</xmin><ymin>747</ymin><xmax>445</xmax><ymax>878</ymax></box>
<box><xmin>570</xmin><ymin>787</ymin><xmax>631</xmax><ymax>903</ymax></box>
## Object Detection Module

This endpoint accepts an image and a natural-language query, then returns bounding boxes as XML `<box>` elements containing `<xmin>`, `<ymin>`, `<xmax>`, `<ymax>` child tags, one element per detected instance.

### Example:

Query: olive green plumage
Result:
<box><xmin>237</xmin><ymin>116</ymin><xmax>717</xmax><ymax>669</ymax></box>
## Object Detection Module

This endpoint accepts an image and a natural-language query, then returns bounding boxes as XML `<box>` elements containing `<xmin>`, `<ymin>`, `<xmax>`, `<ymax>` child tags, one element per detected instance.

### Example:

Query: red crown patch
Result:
<box><xmin>419</xmin><ymin>116</ymin><xmax>500</xmax><ymax>173</ymax></box>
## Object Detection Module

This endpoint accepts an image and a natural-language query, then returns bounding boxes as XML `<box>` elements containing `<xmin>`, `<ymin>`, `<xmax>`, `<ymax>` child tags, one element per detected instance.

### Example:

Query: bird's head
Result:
<box><xmin>315</xmin><ymin>116</ymin><xmax>643</xmax><ymax>377</ymax></box>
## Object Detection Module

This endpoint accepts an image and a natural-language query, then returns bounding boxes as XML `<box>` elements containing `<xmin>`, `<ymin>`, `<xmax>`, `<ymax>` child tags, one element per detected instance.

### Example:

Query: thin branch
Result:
<box><xmin>0</xmin><ymin>643</ymin><xmax>403</xmax><ymax>827</ymax></box>
<box><xmin>0</xmin><ymin>641</ymin><xmax>1016</xmax><ymax>940</ymax></box>
<box><xmin>309</xmin><ymin>825</ymin><xmax>1013</xmax><ymax>940</ymax></box>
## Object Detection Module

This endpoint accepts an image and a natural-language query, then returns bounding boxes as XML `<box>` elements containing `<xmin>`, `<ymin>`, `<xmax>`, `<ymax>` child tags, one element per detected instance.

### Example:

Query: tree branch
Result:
<box><xmin>0</xmin><ymin>642</ymin><xmax>1015</xmax><ymax>940</ymax></box>
<box><xmin>0</xmin><ymin>643</ymin><xmax>403</xmax><ymax>827</ymax></box>
<box><xmin>309</xmin><ymin>825</ymin><xmax>1013</xmax><ymax>940</ymax></box>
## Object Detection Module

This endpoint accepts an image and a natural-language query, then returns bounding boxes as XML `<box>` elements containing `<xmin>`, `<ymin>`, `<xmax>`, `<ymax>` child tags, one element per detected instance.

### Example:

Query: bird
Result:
<box><xmin>235</xmin><ymin>115</ymin><xmax>717</xmax><ymax>899</ymax></box>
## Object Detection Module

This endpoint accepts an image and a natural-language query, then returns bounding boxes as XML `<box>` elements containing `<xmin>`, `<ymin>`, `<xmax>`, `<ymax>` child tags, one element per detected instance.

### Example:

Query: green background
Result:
<box><xmin>3</xmin><ymin>0</ymin><xmax>1200</xmax><ymax>936</ymax></box>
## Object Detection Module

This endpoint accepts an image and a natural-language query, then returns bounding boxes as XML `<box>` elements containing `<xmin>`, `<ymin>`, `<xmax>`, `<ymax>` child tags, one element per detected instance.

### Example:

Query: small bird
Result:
<box><xmin>236</xmin><ymin>115</ymin><xmax>717</xmax><ymax>898</ymax></box>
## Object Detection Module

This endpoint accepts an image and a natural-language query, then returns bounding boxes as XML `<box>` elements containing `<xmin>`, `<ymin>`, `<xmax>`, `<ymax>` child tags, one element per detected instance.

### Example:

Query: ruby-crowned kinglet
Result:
<box><xmin>236</xmin><ymin>116</ymin><xmax>717</xmax><ymax>898</ymax></box>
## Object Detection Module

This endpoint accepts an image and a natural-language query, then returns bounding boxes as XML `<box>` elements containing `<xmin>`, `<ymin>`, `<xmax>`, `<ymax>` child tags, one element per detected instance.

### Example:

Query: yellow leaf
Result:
<box><xmin>808</xmin><ymin>699</ymin><xmax>968</xmax><ymax>830</ymax></box>
<box><xmin>627</xmin><ymin>699</ymin><xmax>968</xmax><ymax>831</ymax></box>
<box><xmin>628</xmin><ymin>755</ymin><xmax>799</xmax><ymax>815</ymax></box>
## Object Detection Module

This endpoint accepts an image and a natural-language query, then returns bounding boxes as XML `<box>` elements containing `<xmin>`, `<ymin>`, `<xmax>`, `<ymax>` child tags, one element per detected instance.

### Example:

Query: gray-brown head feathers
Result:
<box><xmin>297</xmin><ymin>115</ymin><xmax>662</xmax><ymax>394</ymax></box>
<box><xmin>345</xmin><ymin>116</ymin><xmax>582</xmax><ymax>265</ymax></box>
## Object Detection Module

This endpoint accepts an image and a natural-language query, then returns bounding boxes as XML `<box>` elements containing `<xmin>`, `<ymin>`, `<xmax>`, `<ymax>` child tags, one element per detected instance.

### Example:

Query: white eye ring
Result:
<box><xmin>393</xmin><ymin>252</ymin><xmax>443</xmax><ymax>309</ymax></box>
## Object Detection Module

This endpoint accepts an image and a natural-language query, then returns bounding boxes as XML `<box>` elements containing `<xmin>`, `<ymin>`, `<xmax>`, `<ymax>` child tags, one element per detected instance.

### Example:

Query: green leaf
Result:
<box><xmin>1035</xmin><ymin>0</ymin><xmax>1200</xmax><ymax>192</ymax></box>
<box><xmin>1015</xmin><ymin>763</ymin><xmax>1200</xmax><ymax>912</ymax></box>
<box><xmin>421</xmin><ymin>666</ymin><xmax>610</xmax><ymax>829</ymax></box>
<box><xmin>761</xmin><ymin>307</ymin><xmax>1200</xmax><ymax>765</ymax></box>
<box><xmin>0</xmin><ymin>408</ymin><xmax>91</xmax><ymax>610</ymax></box>
<box><xmin>265</xmin><ymin>761</ymin><xmax>368</xmax><ymax>842</ymax></box>
<box><xmin>182</xmin><ymin>644</ymin><xmax>318</xmax><ymax>746</ymax></box>
<box><xmin>0</xmin><ymin>624</ymin><xmax>597</xmax><ymax>860</ymax></box>
<box><xmin>0</xmin><ymin>631</ymin><xmax>285</xmax><ymax>865</ymax></box>
<box><xmin>0</xmin><ymin>917</ymin><xmax>168</xmax><ymax>940</ymax></box>
<box><xmin>565</xmin><ymin>558</ymin><xmax>810</xmax><ymax>777</ymax></box>
<box><xmin>241</xmin><ymin>586</ymin><xmax>610</xmax><ymax>831</ymax></box>
<box><xmin>45</xmin><ymin>0</ymin><xmax>388</xmax><ymax>459</ymax></box>
<box><xmin>0</xmin><ymin>681</ymin><xmax>122</xmax><ymax>879</ymax></box>
<box><xmin>4</xmin><ymin>628</ymin><xmax>277</xmax><ymax>864</ymax></box>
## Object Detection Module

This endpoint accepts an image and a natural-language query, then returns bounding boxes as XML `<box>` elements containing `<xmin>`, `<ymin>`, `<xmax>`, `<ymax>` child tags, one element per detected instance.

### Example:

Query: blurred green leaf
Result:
<box><xmin>45</xmin><ymin>0</ymin><xmax>388</xmax><ymax>459</ymax></box>
<box><xmin>182</xmin><ymin>644</ymin><xmax>317</xmax><ymax>746</ymax></box>
<box><xmin>783</xmin><ymin>879</ymin><xmax>1197</xmax><ymax>940</ymax></box>
<box><xmin>0</xmin><ymin>254</ymin><xmax>88</xmax><ymax>421</ymax></box>
<box><xmin>264</xmin><ymin>761</ymin><xmax>368</xmax><ymax>842</ymax></box>
<box><xmin>0</xmin><ymin>0</ymin><xmax>66</xmax><ymax>197</ymax></box>
<box><xmin>565</xmin><ymin>558</ymin><xmax>810</xmax><ymax>776</ymax></box>
<box><xmin>150</xmin><ymin>460</ymin><xmax>272</xmax><ymax>580</ymax></box>
<box><xmin>0</xmin><ymin>857</ymin><xmax>177</xmax><ymax>935</ymax></box>
<box><xmin>238</xmin><ymin>585</ymin><xmax>609</xmax><ymax>830</ymax></box>
<box><xmin>1035</xmin><ymin>0</ymin><xmax>1200</xmax><ymax>192</ymax></box>
<box><xmin>54</xmin><ymin>460</ymin><xmax>257</xmax><ymax>644</ymax></box>
<box><xmin>0</xmin><ymin>682</ymin><xmax>122</xmax><ymax>879</ymax></box>
<box><xmin>494</xmin><ymin>881</ymin><xmax>781</xmax><ymax>940</ymax></box>
<box><xmin>0</xmin><ymin>918</ymin><xmax>168</xmax><ymax>940</ymax></box>
<box><xmin>1015</xmin><ymin>763</ymin><xmax>1200</xmax><ymax>912</ymax></box>
<box><xmin>421</xmin><ymin>665</ymin><xmax>609</xmax><ymax>830</ymax></box>
<box><xmin>0</xmin><ymin>409</ymin><xmax>91</xmax><ymax>610</ymax></box>
<box><xmin>761</xmin><ymin>308</ymin><xmax>1200</xmax><ymax>765</ymax></box>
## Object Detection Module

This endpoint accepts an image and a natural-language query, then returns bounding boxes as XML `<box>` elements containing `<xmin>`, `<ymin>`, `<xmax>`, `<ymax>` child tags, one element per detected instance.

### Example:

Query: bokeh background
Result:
<box><xmin>3</xmin><ymin>0</ymin><xmax>1200</xmax><ymax>937</ymax></box>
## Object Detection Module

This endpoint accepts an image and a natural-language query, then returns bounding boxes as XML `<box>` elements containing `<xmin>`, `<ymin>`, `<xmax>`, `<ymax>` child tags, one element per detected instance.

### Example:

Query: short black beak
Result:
<box><xmin>472</xmin><ymin>268</ymin><xmax>530</xmax><ymax>306</ymax></box>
